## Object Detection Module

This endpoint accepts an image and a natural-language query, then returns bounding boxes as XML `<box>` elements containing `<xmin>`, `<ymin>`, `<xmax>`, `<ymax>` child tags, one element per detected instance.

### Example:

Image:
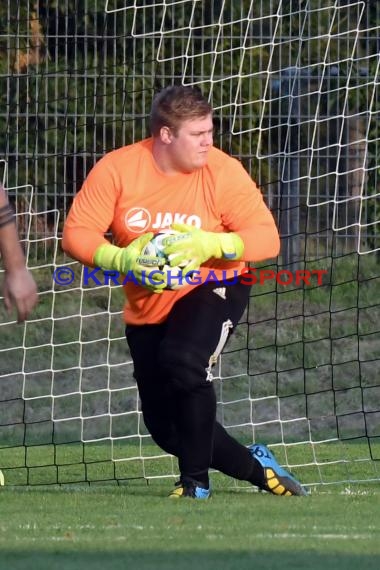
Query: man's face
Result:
<box><xmin>166</xmin><ymin>114</ymin><xmax>214</xmax><ymax>173</ymax></box>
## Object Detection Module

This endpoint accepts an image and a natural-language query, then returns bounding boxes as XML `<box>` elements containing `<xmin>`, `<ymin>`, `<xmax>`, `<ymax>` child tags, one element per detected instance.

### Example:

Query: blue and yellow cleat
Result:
<box><xmin>169</xmin><ymin>479</ymin><xmax>211</xmax><ymax>499</ymax></box>
<box><xmin>249</xmin><ymin>443</ymin><xmax>307</xmax><ymax>496</ymax></box>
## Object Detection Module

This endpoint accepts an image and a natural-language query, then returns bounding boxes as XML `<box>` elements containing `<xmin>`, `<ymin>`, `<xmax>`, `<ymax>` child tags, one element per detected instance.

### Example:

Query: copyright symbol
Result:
<box><xmin>53</xmin><ymin>266</ymin><xmax>75</xmax><ymax>286</ymax></box>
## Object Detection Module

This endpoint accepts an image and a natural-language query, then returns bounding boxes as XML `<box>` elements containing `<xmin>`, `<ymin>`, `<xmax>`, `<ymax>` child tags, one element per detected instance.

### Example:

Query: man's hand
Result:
<box><xmin>94</xmin><ymin>233</ymin><xmax>168</xmax><ymax>293</ymax></box>
<box><xmin>162</xmin><ymin>223</ymin><xmax>244</xmax><ymax>274</ymax></box>
<box><xmin>3</xmin><ymin>267</ymin><xmax>38</xmax><ymax>323</ymax></box>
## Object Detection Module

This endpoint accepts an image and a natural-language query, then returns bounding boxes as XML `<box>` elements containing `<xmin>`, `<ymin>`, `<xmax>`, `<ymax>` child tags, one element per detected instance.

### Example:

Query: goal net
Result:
<box><xmin>0</xmin><ymin>0</ymin><xmax>379</xmax><ymax>490</ymax></box>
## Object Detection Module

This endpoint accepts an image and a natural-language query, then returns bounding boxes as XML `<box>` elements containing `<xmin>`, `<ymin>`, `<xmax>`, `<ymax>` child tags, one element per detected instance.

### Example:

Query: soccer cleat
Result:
<box><xmin>169</xmin><ymin>479</ymin><xmax>211</xmax><ymax>499</ymax></box>
<box><xmin>249</xmin><ymin>443</ymin><xmax>307</xmax><ymax>496</ymax></box>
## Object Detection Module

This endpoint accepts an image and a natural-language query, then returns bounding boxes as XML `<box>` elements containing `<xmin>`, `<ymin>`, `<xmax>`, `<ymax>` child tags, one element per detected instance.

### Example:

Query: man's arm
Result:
<box><xmin>62</xmin><ymin>156</ymin><xmax>121</xmax><ymax>266</ymax></box>
<box><xmin>217</xmin><ymin>158</ymin><xmax>280</xmax><ymax>262</ymax></box>
<box><xmin>0</xmin><ymin>185</ymin><xmax>38</xmax><ymax>322</ymax></box>
<box><xmin>164</xmin><ymin>158</ymin><xmax>280</xmax><ymax>268</ymax></box>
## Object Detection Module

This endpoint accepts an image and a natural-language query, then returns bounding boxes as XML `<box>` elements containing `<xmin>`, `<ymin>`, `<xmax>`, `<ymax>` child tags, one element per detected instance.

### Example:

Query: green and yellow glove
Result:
<box><xmin>163</xmin><ymin>223</ymin><xmax>244</xmax><ymax>274</ymax></box>
<box><xmin>93</xmin><ymin>233</ymin><xmax>168</xmax><ymax>293</ymax></box>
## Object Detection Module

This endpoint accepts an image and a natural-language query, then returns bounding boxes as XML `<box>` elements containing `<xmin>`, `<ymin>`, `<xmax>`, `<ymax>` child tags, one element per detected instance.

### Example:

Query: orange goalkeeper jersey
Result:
<box><xmin>62</xmin><ymin>138</ymin><xmax>280</xmax><ymax>324</ymax></box>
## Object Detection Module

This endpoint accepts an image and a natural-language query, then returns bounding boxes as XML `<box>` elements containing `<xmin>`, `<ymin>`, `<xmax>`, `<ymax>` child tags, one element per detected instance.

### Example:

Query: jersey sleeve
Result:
<box><xmin>217</xmin><ymin>158</ymin><xmax>280</xmax><ymax>262</ymax></box>
<box><xmin>62</xmin><ymin>155</ymin><xmax>121</xmax><ymax>265</ymax></box>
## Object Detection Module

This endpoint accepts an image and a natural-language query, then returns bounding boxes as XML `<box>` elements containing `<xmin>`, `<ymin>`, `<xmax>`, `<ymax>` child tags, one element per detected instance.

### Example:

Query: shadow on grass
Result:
<box><xmin>0</xmin><ymin>550</ymin><xmax>379</xmax><ymax>570</ymax></box>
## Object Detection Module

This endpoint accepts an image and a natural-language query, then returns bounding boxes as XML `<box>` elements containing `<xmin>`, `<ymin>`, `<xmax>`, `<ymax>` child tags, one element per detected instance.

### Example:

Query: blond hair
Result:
<box><xmin>150</xmin><ymin>85</ymin><xmax>212</xmax><ymax>136</ymax></box>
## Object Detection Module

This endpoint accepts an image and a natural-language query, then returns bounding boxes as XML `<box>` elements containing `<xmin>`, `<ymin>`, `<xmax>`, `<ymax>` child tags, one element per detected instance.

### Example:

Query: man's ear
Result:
<box><xmin>160</xmin><ymin>126</ymin><xmax>173</xmax><ymax>145</ymax></box>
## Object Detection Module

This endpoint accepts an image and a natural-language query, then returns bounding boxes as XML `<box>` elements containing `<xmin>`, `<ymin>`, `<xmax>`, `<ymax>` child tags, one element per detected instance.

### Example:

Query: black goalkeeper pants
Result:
<box><xmin>125</xmin><ymin>278</ymin><xmax>256</xmax><ymax>487</ymax></box>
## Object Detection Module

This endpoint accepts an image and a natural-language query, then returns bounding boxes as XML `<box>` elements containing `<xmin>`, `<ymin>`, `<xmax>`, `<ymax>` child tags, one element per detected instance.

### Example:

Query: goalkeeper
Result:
<box><xmin>62</xmin><ymin>85</ymin><xmax>307</xmax><ymax>498</ymax></box>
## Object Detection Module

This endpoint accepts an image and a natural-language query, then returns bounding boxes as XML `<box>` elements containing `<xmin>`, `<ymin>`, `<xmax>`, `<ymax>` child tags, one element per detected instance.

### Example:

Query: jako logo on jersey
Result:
<box><xmin>125</xmin><ymin>208</ymin><xmax>152</xmax><ymax>233</ymax></box>
<box><xmin>125</xmin><ymin>208</ymin><xmax>201</xmax><ymax>232</ymax></box>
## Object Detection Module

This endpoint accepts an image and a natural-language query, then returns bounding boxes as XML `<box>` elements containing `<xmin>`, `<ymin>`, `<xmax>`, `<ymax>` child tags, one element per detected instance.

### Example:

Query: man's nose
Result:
<box><xmin>201</xmin><ymin>133</ymin><xmax>213</xmax><ymax>146</ymax></box>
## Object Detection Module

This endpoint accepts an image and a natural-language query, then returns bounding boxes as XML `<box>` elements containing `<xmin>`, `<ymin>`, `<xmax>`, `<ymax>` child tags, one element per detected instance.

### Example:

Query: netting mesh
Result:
<box><xmin>0</xmin><ymin>0</ymin><xmax>379</xmax><ymax>488</ymax></box>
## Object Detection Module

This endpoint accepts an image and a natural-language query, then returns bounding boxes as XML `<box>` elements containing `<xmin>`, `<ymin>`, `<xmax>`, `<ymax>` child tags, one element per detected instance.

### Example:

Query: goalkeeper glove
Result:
<box><xmin>163</xmin><ymin>223</ymin><xmax>244</xmax><ymax>273</ymax></box>
<box><xmin>93</xmin><ymin>233</ymin><xmax>168</xmax><ymax>293</ymax></box>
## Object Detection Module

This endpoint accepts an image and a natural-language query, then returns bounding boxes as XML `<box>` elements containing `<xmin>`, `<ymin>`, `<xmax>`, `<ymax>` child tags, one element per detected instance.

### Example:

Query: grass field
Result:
<box><xmin>0</xmin><ymin>483</ymin><xmax>379</xmax><ymax>570</ymax></box>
